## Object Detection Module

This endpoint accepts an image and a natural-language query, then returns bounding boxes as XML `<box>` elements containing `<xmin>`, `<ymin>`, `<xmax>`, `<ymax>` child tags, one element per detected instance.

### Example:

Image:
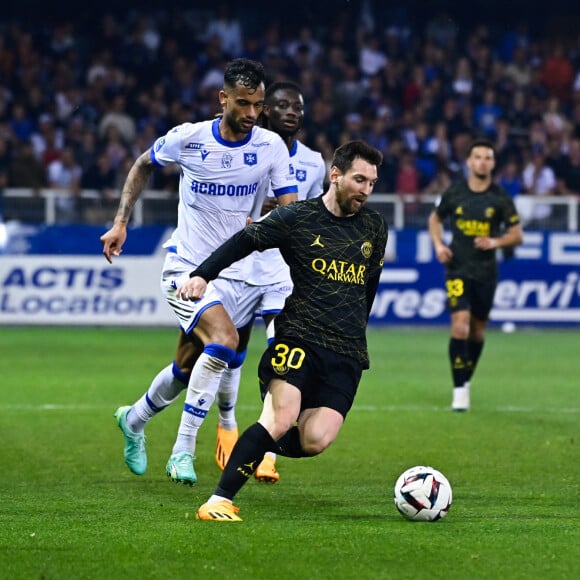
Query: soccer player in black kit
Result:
<box><xmin>428</xmin><ymin>139</ymin><xmax>523</xmax><ymax>412</ymax></box>
<box><xmin>175</xmin><ymin>140</ymin><xmax>387</xmax><ymax>521</ymax></box>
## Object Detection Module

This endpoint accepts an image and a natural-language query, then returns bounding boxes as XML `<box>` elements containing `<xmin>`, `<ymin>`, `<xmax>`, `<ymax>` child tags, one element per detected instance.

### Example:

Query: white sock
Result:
<box><xmin>207</xmin><ymin>495</ymin><xmax>230</xmax><ymax>505</ymax></box>
<box><xmin>216</xmin><ymin>366</ymin><xmax>241</xmax><ymax>430</ymax></box>
<box><xmin>172</xmin><ymin>352</ymin><xmax>228</xmax><ymax>455</ymax></box>
<box><xmin>127</xmin><ymin>364</ymin><xmax>186</xmax><ymax>433</ymax></box>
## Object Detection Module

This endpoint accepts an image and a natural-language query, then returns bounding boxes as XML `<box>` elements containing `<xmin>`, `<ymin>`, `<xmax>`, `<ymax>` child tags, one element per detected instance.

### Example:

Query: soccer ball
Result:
<box><xmin>394</xmin><ymin>466</ymin><xmax>452</xmax><ymax>521</ymax></box>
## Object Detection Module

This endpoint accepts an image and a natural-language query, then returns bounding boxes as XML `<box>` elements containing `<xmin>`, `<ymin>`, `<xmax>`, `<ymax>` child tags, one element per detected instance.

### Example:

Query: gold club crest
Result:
<box><xmin>361</xmin><ymin>242</ymin><xmax>373</xmax><ymax>259</ymax></box>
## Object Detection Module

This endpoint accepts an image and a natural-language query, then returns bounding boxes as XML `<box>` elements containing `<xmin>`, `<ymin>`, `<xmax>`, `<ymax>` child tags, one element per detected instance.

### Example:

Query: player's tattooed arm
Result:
<box><xmin>114</xmin><ymin>151</ymin><xmax>155</xmax><ymax>225</ymax></box>
<box><xmin>100</xmin><ymin>150</ymin><xmax>155</xmax><ymax>263</ymax></box>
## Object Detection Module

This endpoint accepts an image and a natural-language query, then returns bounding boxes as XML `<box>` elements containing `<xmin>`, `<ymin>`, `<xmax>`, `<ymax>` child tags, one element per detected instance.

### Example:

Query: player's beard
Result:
<box><xmin>336</xmin><ymin>181</ymin><xmax>363</xmax><ymax>216</ymax></box>
<box><xmin>226</xmin><ymin>113</ymin><xmax>254</xmax><ymax>136</ymax></box>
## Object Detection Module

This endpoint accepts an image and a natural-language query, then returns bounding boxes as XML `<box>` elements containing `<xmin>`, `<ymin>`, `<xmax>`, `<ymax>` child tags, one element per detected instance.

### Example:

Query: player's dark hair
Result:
<box><xmin>468</xmin><ymin>138</ymin><xmax>496</xmax><ymax>158</ymax></box>
<box><xmin>264</xmin><ymin>81</ymin><xmax>303</xmax><ymax>102</ymax></box>
<box><xmin>331</xmin><ymin>140</ymin><xmax>383</xmax><ymax>173</ymax></box>
<box><xmin>224</xmin><ymin>58</ymin><xmax>265</xmax><ymax>91</ymax></box>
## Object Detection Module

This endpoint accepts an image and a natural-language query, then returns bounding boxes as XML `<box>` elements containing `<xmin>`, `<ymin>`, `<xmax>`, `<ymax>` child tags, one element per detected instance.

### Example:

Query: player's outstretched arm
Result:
<box><xmin>100</xmin><ymin>151</ymin><xmax>154</xmax><ymax>263</ymax></box>
<box><xmin>176</xmin><ymin>228</ymin><xmax>262</xmax><ymax>301</ymax></box>
<box><xmin>177</xmin><ymin>211</ymin><xmax>290</xmax><ymax>301</ymax></box>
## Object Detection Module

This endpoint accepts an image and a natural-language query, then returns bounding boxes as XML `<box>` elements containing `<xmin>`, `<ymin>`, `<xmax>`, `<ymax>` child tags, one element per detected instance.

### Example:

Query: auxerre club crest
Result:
<box><xmin>244</xmin><ymin>152</ymin><xmax>257</xmax><ymax>166</ymax></box>
<box><xmin>361</xmin><ymin>241</ymin><xmax>373</xmax><ymax>259</ymax></box>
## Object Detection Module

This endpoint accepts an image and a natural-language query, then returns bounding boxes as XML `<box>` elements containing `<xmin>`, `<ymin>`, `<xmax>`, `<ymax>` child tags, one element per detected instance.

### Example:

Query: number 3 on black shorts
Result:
<box><xmin>271</xmin><ymin>343</ymin><xmax>306</xmax><ymax>371</ymax></box>
<box><xmin>446</xmin><ymin>278</ymin><xmax>464</xmax><ymax>298</ymax></box>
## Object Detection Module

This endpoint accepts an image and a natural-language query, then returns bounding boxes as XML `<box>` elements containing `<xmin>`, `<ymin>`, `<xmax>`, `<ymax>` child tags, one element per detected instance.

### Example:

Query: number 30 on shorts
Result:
<box><xmin>446</xmin><ymin>278</ymin><xmax>464</xmax><ymax>298</ymax></box>
<box><xmin>271</xmin><ymin>343</ymin><xmax>306</xmax><ymax>370</ymax></box>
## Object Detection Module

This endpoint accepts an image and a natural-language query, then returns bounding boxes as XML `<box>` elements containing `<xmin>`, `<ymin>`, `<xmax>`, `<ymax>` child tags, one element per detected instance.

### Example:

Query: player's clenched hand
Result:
<box><xmin>100</xmin><ymin>224</ymin><xmax>127</xmax><ymax>264</ymax></box>
<box><xmin>435</xmin><ymin>244</ymin><xmax>453</xmax><ymax>264</ymax></box>
<box><xmin>176</xmin><ymin>277</ymin><xmax>207</xmax><ymax>301</ymax></box>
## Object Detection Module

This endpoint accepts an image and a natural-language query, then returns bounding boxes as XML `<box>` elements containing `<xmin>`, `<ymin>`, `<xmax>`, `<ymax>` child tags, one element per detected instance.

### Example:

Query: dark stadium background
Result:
<box><xmin>4</xmin><ymin>0</ymin><xmax>572</xmax><ymax>31</ymax></box>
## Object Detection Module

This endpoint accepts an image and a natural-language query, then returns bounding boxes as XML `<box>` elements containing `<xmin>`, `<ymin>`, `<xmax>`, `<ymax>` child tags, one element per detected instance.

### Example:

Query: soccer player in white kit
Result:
<box><xmin>226</xmin><ymin>81</ymin><xmax>326</xmax><ymax>482</ymax></box>
<box><xmin>100</xmin><ymin>59</ymin><xmax>298</xmax><ymax>485</ymax></box>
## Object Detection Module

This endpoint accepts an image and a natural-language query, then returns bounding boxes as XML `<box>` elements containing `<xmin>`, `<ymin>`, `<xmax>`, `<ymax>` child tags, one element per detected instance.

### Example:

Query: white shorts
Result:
<box><xmin>160</xmin><ymin>252</ymin><xmax>255</xmax><ymax>334</ymax></box>
<box><xmin>237</xmin><ymin>280</ymin><xmax>293</xmax><ymax>319</ymax></box>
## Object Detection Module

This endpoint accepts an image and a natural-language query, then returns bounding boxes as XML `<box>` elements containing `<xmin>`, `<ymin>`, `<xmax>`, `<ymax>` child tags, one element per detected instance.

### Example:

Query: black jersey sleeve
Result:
<box><xmin>499</xmin><ymin>190</ymin><xmax>521</xmax><ymax>228</ymax></box>
<box><xmin>191</xmin><ymin>206</ymin><xmax>295</xmax><ymax>281</ymax></box>
<box><xmin>434</xmin><ymin>183</ymin><xmax>457</xmax><ymax>220</ymax></box>
<box><xmin>190</xmin><ymin>229</ymin><xmax>256</xmax><ymax>281</ymax></box>
<box><xmin>366</xmin><ymin>270</ymin><xmax>381</xmax><ymax>320</ymax></box>
<box><xmin>365</xmin><ymin>215</ymin><xmax>388</xmax><ymax>319</ymax></box>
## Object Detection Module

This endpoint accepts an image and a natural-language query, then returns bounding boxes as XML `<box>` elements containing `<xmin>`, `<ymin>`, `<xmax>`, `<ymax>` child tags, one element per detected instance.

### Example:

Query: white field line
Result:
<box><xmin>0</xmin><ymin>404</ymin><xmax>578</xmax><ymax>414</ymax></box>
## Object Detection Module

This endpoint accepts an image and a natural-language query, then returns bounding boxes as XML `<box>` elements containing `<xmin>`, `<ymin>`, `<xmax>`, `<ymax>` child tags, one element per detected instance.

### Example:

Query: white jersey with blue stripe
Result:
<box><xmin>152</xmin><ymin>118</ymin><xmax>297</xmax><ymax>280</ymax></box>
<box><xmin>247</xmin><ymin>139</ymin><xmax>326</xmax><ymax>285</ymax></box>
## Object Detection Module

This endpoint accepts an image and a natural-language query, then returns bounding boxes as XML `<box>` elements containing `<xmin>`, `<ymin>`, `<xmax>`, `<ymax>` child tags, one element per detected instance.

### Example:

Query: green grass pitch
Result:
<box><xmin>0</xmin><ymin>326</ymin><xmax>578</xmax><ymax>579</ymax></box>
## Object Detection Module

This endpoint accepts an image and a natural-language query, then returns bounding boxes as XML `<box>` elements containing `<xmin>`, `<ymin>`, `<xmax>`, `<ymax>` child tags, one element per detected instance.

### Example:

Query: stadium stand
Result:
<box><xmin>1</xmin><ymin>0</ymin><xmax>579</xmax><ymax>230</ymax></box>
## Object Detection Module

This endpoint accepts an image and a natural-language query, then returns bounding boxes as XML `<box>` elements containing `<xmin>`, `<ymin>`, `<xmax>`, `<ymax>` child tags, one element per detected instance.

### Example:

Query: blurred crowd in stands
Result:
<box><xmin>1</xmin><ymin>1</ymin><xmax>580</xmax><ymax>227</ymax></box>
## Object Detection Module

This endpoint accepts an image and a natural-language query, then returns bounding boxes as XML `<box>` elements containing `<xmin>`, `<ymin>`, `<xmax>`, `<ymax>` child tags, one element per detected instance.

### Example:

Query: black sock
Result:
<box><xmin>274</xmin><ymin>426</ymin><xmax>310</xmax><ymax>458</ymax></box>
<box><xmin>215</xmin><ymin>422</ymin><xmax>275</xmax><ymax>500</ymax></box>
<box><xmin>449</xmin><ymin>338</ymin><xmax>469</xmax><ymax>388</ymax></box>
<box><xmin>466</xmin><ymin>340</ymin><xmax>484</xmax><ymax>382</ymax></box>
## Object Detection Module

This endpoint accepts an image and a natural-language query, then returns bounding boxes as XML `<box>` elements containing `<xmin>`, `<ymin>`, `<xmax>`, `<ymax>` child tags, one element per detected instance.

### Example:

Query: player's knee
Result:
<box><xmin>451</xmin><ymin>312</ymin><xmax>470</xmax><ymax>338</ymax></box>
<box><xmin>299</xmin><ymin>413</ymin><xmax>342</xmax><ymax>455</ymax></box>
<box><xmin>274</xmin><ymin>420</ymin><xmax>296</xmax><ymax>440</ymax></box>
<box><xmin>209</xmin><ymin>327</ymin><xmax>238</xmax><ymax>351</ymax></box>
<box><xmin>198</xmin><ymin>309</ymin><xmax>239</xmax><ymax>350</ymax></box>
<box><xmin>300</xmin><ymin>437</ymin><xmax>332</xmax><ymax>456</ymax></box>
<box><xmin>451</xmin><ymin>322</ymin><xmax>469</xmax><ymax>339</ymax></box>
<box><xmin>263</xmin><ymin>413</ymin><xmax>297</xmax><ymax>440</ymax></box>
<box><xmin>470</xmin><ymin>322</ymin><xmax>487</xmax><ymax>342</ymax></box>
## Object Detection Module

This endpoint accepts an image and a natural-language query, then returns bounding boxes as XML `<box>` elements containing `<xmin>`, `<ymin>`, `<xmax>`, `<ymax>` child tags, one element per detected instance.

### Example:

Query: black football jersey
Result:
<box><xmin>434</xmin><ymin>181</ymin><xmax>520</xmax><ymax>282</ymax></box>
<box><xmin>195</xmin><ymin>196</ymin><xmax>388</xmax><ymax>367</ymax></box>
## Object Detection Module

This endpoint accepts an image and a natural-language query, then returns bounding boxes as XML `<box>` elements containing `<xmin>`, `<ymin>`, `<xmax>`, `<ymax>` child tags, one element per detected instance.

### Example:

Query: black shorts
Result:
<box><xmin>258</xmin><ymin>338</ymin><xmax>363</xmax><ymax>418</ymax></box>
<box><xmin>445</xmin><ymin>275</ymin><xmax>497</xmax><ymax>321</ymax></box>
